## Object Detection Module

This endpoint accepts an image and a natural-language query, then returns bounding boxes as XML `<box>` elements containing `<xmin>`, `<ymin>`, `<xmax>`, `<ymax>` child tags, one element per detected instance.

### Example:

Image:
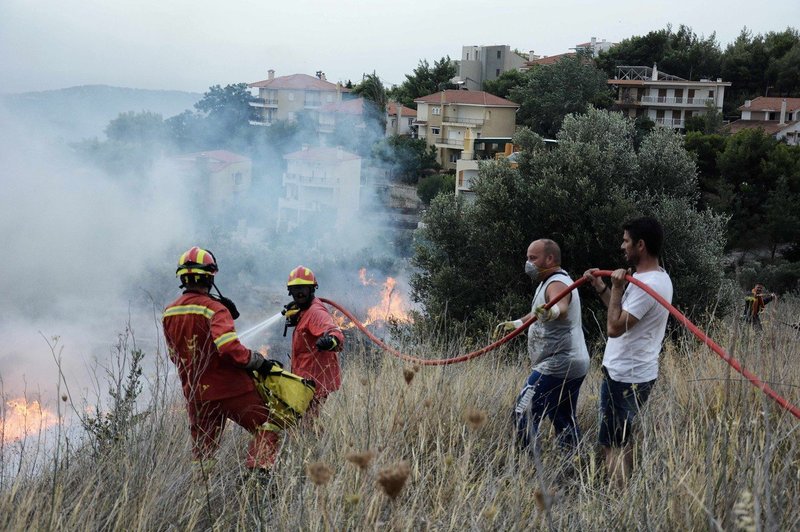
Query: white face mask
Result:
<box><xmin>525</xmin><ymin>261</ymin><xmax>558</xmax><ymax>280</ymax></box>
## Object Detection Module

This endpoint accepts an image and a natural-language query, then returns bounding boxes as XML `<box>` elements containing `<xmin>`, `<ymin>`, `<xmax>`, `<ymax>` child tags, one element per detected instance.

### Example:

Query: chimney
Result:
<box><xmin>528</xmin><ymin>50</ymin><xmax>537</xmax><ymax>61</ymax></box>
<box><xmin>395</xmin><ymin>102</ymin><xmax>402</xmax><ymax>135</ymax></box>
<box><xmin>268</xmin><ymin>69</ymin><xmax>275</xmax><ymax>80</ymax></box>
<box><xmin>652</xmin><ymin>63</ymin><xmax>659</xmax><ymax>81</ymax></box>
<box><xmin>780</xmin><ymin>98</ymin><xmax>787</xmax><ymax>125</ymax></box>
<box><xmin>744</xmin><ymin>99</ymin><xmax>751</xmax><ymax>108</ymax></box>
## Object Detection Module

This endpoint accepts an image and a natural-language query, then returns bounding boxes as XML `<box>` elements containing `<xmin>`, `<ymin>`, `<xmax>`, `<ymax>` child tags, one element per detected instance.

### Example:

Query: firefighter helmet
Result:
<box><xmin>287</xmin><ymin>266</ymin><xmax>317</xmax><ymax>288</ymax></box>
<box><xmin>176</xmin><ymin>246</ymin><xmax>218</xmax><ymax>278</ymax></box>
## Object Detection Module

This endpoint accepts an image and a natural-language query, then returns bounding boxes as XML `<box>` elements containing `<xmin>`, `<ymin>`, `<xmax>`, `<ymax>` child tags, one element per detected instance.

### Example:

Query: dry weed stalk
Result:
<box><xmin>307</xmin><ymin>461</ymin><xmax>333</xmax><ymax>486</ymax></box>
<box><xmin>377</xmin><ymin>461</ymin><xmax>410</xmax><ymax>499</ymax></box>
<box><xmin>464</xmin><ymin>407</ymin><xmax>488</xmax><ymax>430</ymax></box>
<box><xmin>345</xmin><ymin>450</ymin><xmax>375</xmax><ymax>470</ymax></box>
<box><xmin>403</xmin><ymin>368</ymin><xmax>415</xmax><ymax>384</ymax></box>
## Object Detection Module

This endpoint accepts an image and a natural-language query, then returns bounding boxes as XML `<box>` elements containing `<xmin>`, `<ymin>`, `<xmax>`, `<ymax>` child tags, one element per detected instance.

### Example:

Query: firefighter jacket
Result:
<box><xmin>163</xmin><ymin>291</ymin><xmax>255</xmax><ymax>401</ymax></box>
<box><xmin>291</xmin><ymin>298</ymin><xmax>344</xmax><ymax>397</ymax></box>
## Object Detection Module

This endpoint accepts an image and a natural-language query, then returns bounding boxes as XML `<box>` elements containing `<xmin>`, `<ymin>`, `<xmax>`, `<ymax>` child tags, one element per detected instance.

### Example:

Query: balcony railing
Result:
<box><xmin>442</xmin><ymin>116</ymin><xmax>485</xmax><ymax>126</ymax></box>
<box><xmin>304</xmin><ymin>100</ymin><xmax>323</xmax><ymax>108</ymax></box>
<box><xmin>640</xmin><ymin>96</ymin><xmax>715</xmax><ymax>106</ymax></box>
<box><xmin>284</xmin><ymin>173</ymin><xmax>340</xmax><ymax>186</ymax></box>
<box><xmin>249</xmin><ymin>98</ymin><xmax>278</xmax><ymax>108</ymax></box>
<box><xmin>654</xmin><ymin>118</ymin><xmax>685</xmax><ymax>128</ymax></box>
<box><xmin>433</xmin><ymin>137</ymin><xmax>470</xmax><ymax>147</ymax></box>
<box><xmin>249</xmin><ymin>119</ymin><xmax>273</xmax><ymax>126</ymax></box>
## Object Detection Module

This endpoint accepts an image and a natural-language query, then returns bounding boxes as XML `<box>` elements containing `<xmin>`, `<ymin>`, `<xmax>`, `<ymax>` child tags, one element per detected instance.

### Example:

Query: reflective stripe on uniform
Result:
<box><xmin>163</xmin><ymin>305</ymin><xmax>215</xmax><ymax>319</ymax></box>
<box><xmin>257</xmin><ymin>422</ymin><xmax>282</xmax><ymax>433</ymax></box>
<box><xmin>214</xmin><ymin>331</ymin><xmax>238</xmax><ymax>348</ymax></box>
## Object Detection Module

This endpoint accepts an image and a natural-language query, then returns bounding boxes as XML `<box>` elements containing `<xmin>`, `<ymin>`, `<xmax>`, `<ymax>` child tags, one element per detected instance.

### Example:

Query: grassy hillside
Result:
<box><xmin>1</xmin><ymin>85</ymin><xmax>201</xmax><ymax>141</ymax></box>
<box><xmin>1</xmin><ymin>306</ymin><xmax>799</xmax><ymax>530</ymax></box>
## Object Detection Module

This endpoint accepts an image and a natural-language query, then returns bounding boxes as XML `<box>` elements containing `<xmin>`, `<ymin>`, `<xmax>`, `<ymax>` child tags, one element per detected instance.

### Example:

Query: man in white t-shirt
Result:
<box><xmin>584</xmin><ymin>217</ymin><xmax>673</xmax><ymax>487</ymax></box>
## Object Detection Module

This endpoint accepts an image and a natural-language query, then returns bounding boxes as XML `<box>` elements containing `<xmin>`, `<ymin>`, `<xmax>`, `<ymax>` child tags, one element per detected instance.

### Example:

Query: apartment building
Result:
<box><xmin>169</xmin><ymin>150</ymin><xmax>251</xmax><ymax>213</ymax></box>
<box><xmin>728</xmin><ymin>96</ymin><xmax>800</xmax><ymax>145</ymax></box>
<box><xmin>248</xmin><ymin>70</ymin><xmax>347</xmax><ymax>126</ymax></box>
<box><xmin>277</xmin><ymin>146</ymin><xmax>361</xmax><ymax>231</ymax></box>
<box><xmin>386</xmin><ymin>102</ymin><xmax>417</xmax><ymax>137</ymax></box>
<box><xmin>414</xmin><ymin>90</ymin><xmax>519</xmax><ymax>170</ymax></box>
<box><xmin>609</xmin><ymin>65</ymin><xmax>731</xmax><ymax>129</ymax></box>
<box><xmin>457</xmin><ymin>45</ymin><xmax>528</xmax><ymax>91</ymax></box>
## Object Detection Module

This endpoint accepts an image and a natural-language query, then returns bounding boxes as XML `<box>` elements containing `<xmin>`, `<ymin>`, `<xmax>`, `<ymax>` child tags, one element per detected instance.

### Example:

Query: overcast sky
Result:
<box><xmin>1</xmin><ymin>0</ymin><xmax>798</xmax><ymax>94</ymax></box>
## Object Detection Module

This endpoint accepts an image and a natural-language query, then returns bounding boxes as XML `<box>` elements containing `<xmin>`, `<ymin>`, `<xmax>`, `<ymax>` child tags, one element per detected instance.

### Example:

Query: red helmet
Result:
<box><xmin>287</xmin><ymin>266</ymin><xmax>317</xmax><ymax>287</ymax></box>
<box><xmin>176</xmin><ymin>246</ymin><xmax>218</xmax><ymax>278</ymax></box>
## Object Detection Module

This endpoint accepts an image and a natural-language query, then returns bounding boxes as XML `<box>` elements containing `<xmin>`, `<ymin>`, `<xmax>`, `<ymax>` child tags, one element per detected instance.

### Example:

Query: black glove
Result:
<box><xmin>255</xmin><ymin>357</ymin><xmax>282</xmax><ymax>376</ymax></box>
<box><xmin>315</xmin><ymin>334</ymin><xmax>339</xmax><ymax>351</ymax></box>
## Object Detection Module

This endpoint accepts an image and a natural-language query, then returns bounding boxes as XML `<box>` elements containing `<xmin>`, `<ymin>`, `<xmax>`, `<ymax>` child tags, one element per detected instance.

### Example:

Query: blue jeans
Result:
<box><xmin>514</xmin><ymin>370</ymin><xmax>585</xmax><ymax>451</ymax></box>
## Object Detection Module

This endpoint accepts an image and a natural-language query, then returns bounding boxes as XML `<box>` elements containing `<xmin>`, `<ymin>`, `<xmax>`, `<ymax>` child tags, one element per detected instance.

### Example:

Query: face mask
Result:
<box><xmin>525</xmin><ymin>261</ymin><xmax>558</xmax><ymax>280</ymax></box>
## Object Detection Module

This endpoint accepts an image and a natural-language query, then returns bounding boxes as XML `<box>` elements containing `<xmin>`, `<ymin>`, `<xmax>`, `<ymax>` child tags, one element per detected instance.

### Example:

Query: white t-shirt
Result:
<box><xmin>603</xmin><ymin>269</ymin><xmax>673</xmax><ymax>383</ymax></box>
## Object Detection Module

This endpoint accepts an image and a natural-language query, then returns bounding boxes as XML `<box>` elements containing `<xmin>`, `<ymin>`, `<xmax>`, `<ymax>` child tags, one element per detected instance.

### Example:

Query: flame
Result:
<box><xmin>1</xmin><ymin>398</ymin><xmax>58</xmax><ymax>443</ymax></box>
<box><xmin>359</xmin><ymin>267</ymin><xmax>376</xmax><ymax>286</ymax></box>
<box><xmin>364</xmin><ymin>276</ymin><xmax>412</xmax><ymax>326</ymax></box>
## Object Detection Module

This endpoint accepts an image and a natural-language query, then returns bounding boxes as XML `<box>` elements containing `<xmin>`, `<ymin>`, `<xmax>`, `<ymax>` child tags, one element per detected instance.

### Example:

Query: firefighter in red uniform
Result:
<box><xmin>163</xmin><ymin>246</ymin><xmax>282</xmax><ymax>472</ymax></box>
<box><xmin>284</xmin><ymin>266</ymin><xmax>344</xmax><ymax>417</ymax></box>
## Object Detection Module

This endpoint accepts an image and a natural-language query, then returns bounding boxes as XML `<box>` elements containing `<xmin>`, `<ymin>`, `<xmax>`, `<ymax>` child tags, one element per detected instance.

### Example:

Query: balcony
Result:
<box><xmin>284</xmin><ymin>173</ymin><xmax>340</xmax><ymax>186</ymax></box>
<box><xmin>433</xmin><ymin>137</ymin><xmax>470</xmax><ymax>148</ymax></box>
<box><xmin>639</xmin><ymin>96</ymin><xmax>715</xmax><ymax>106</ymax></box>
<box><xmin>249</xmin><ymin>119</ymin><xmax>273</xmax><ymax>126</ymax></box>
<box><xmin>442</xmin><ymin>116</ymin><xmax>484</xmax><ymax>126</ymax></box>
<box><xmin>654</xmin><ymin>118</ymin><xmax>685</xmax><ymax>128</ymax></box>
<box><xmin>250</xmin><ymin>98</ymin><xmax>278</xmax><ymax>108</ymax></box>
<box><xmin>304</xmin><ymin>99</ymin><xmax>323</xmax><ymax>109</ymax></box>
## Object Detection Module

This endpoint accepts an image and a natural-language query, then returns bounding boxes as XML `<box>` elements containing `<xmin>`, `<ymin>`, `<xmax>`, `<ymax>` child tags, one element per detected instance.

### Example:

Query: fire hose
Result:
<box><xmin>320</xmin><ymin>269</ymin><xmax>800</xmax><ymax>420</ymax></box>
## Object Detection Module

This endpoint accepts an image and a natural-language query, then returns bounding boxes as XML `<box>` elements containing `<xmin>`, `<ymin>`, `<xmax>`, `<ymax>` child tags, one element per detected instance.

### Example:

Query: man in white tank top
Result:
<box><xmin>584</xmin><ymin>217</ymin><xmax>673</xmax><ymax>488</ymax></box>
<box><xmin>496</xmin><ymin>239</ymin><xmax>590</xmax><ymax>454</ymax></box>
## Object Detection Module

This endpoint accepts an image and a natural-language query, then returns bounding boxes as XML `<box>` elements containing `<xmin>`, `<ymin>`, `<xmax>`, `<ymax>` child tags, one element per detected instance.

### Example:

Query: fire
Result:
<box><xmin>364</xmin><ymin>276</ymin><xmax>412</xmax><ymax>326</ymax></box>
<box><xmin>1</xmin><ymin>398</ymin><xmax>58</xmax><ymax>443</ymax></box>
<box><xmin>358</xmin><ymin>267</ymin><xmax>375</xmax><ymax>286</ymax></box>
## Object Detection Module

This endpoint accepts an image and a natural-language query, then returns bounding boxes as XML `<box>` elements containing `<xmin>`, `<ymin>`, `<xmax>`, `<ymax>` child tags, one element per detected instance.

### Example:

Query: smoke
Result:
<box><xmin>0</xmin><ymin>91</ymin><xmax>418</xmax><ymax>403</ymax></box>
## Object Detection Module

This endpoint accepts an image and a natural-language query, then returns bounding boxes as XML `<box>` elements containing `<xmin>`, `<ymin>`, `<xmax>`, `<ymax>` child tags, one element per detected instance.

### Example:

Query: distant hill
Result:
<box><xmin>1</xmin><ymin>85</ymin><xmax>202</xmax><ymax>141</ymax></box>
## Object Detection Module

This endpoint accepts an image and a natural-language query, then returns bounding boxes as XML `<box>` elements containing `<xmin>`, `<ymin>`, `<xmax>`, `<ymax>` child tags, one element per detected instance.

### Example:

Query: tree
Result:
<box><xmin>509</xmin><ymin>56</ymin><xmax>611</xmax><ymax>137</ymax></box>
<box><xmin>352</xmin><ymin>72</ymin><xmax>389</xmax><ymax>132</ymax></box>
<box><xmin>193</xmin><ymin>83</ymin><xmax>257</xmax><ymax>149</ymax></box>
<box><xmin>411</xmin><ymin>109</ymin><xmax>728</xmax><ymax>329</ymax></box>
<box><xmin>388</xmin><ymin>57</ymin><xmax>457</xmax><ymax>109</ymax></box>
<box><xmin>683</xmin><ymin>131</ymin><xmax>726</xmax><ymax>209</ymax></box>
<box><xmin>683</xmin><ymin>101</ymin><xmax>724</xmax><ymax>134</ymax></box>
<box><xmin>417</xmin><ymin>173</ymin><xmax>455</xmax><ymax>205</ymax></box>
<box><xmin>482</xmin><ymin>69</ymin><xmax>528</xmax><ymax>99</ymax></box>
<box><xmin>596</xmin><ymin>25</ymin><xmax>722</xmax><ymax>82</ymax></box>
<box><xmin>105</xmin><ymin>111</ymin><xmax>165</xmax><ymax>144</ymax></box>
<box><xmin>372</xmin><ymin>135</ymin><xmax>439</xmax><ymax>184</ymax></box>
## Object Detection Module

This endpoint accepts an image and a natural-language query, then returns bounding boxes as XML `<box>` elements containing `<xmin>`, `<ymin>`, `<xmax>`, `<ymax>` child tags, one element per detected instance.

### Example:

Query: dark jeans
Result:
<box><xmin>597</xmin><ymin>367</ymin><xmax>655</xmax><ymax>447</ymax></box>
<box><xmin>514</xmin><ymin>370</ymin><xmax>585</xmax><ymax>451</ymax></box>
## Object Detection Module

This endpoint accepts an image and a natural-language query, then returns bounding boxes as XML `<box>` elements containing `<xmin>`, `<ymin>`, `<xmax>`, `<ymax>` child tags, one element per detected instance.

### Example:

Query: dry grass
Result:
<box><xmin>1</xmin><ymin>312</ymin><xmax>799</xmax><ymax>530</ymax></box>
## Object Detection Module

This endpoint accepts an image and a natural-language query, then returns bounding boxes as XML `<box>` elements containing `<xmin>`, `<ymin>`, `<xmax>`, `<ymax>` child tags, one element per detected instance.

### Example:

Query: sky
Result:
<box><xmin>1</xmin><ymin>0</ymin><xmax>798</xmax><ymax>94</ymax></box>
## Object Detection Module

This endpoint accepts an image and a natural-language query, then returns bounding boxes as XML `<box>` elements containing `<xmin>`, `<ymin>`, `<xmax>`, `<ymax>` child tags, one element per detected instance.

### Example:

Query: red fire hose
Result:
<box><xmin>320</xmin><ymin>270</ymin><xmax>800</xmax><ymax>420</ymax></box>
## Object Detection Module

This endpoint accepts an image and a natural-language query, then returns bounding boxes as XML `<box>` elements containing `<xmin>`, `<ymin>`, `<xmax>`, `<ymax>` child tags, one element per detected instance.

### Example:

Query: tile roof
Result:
<box><xmin>726</xmin><ymin>119</ymin><xmax>799</xmax><ymax>135</ymax></box>
<box><xmin>171</xmin><ymin>150</ymin><xmax>250</xmax><ymax>172</ymax></box>
<box><xmin>414</xmin><ymin>89</ymin><xmax>518</xmax><ymax>107</ymax></box>
<box><xmin>387</xmin><ymin>102</ymin><xmax>417</xmax><ymax>117</ymax></box>
<box><xmin>525</xmin><ymin>52</ymin><xmax>577</xmax><ymax>66</ymax></box>
<box><xmin>248</xmin><ymin>73</ymin><xmax>345</xmax><ymax>91</ymax></box>
<box><xmin>739</xmin><ymin>96</ymin><xmax>800</xmax><ymax>113</ymax></box>
<box><xmin>284</xmin><ymin>146</ymin><xmax>361</xmax><ymax>162</ymax></box>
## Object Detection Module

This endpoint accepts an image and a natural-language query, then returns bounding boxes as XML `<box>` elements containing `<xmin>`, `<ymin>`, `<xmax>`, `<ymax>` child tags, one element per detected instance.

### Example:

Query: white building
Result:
<box><xmin>610</xmin><ymin>65</ymin><xmax>731</xmax><ymax>130</ymax></box>
<box><xmin>386</xmin><ymin>102</ymin><xmax>417</xmax><ymax>137</ymax></box>
<box><xmin>574</xmin><ymin>37</ymin><xmax>615</xmax><ymax>57</ymax></box>
<box><xmin>278</xmin><ymin>146</ymin><xmax>361</xmax><ymax>231</ymax></box>
<box><xmin>169</xmin><ymin>150</ymin><xmax>252</xmax><ymax>213</ymax></box>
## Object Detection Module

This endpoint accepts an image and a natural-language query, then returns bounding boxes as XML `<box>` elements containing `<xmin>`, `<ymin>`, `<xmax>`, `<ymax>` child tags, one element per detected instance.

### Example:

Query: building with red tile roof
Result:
<box><xmin>727</xmin><ymin>97</ymin><xmax>800</xmax><ymax>145</ymax></box>
<box><xmin>168</xmin><ymin>150</ymin><xmax>252</xmax><ymax>211</ymax></box>
<box><xmin>247</xmin><ymin>70</ymin><xmax>349</xmax><ymax>126</ymax></box>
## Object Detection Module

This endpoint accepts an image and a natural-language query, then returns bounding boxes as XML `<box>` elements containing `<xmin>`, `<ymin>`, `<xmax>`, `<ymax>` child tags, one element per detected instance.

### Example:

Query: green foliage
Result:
<box><xmin>597</xmin><ymin>24</ymin><xmax>723</xmax><ymax>81</ymax></box>
<box><xmin>352</xmin><ymin>72</ymin><xmax>389</xmax><ymax>132</ymax></box>
<box><xmin>481</xmin><ymin>69</ymin><xmax>527</xmax><ymax>99</ymax></box>
<box><xmin>82</xmin><ymin>331</ymin><xmax>147</xmax><ymax>455</ymax></box>
<box><xmin>417</xmin><ymin>173</ymin><xmax>455</xmax><ymax>205</ymax></box>
<box><xmin>388</xmin><ymin>57</ymin><xmax>457</xmax><ymax>109</ymax></box>
<box><xmin>191</xmin><ymin>83</ymin><xmax>257</xmax><ymax>150</ymax></box>
<box><xmin>411</xmin><ymin>109</ymin><xmax>729</xmax><ymax>329</ymax></box>
<box><xmin>684</xmin><ymin>131</ymin><xmax>726</xmax><ymax>208</ymax></box>
<box><xmin>510</xmin><ymin>57</ymin><xmax>612</xmax><ymax>138</ymax></box>
<box><xmin>372</xmin><ymin>135</ymin><xmax>439</xmax><ymax>184</ymax></box>
<box><xmin>104</xmin><ymin>111</ymin><xmax>166</xmax><ymax>144</ymax></box>
<box><xmin>684</xmin><ymin>102</ymin><xmax>725</xmax><ymax>134</ymax></box>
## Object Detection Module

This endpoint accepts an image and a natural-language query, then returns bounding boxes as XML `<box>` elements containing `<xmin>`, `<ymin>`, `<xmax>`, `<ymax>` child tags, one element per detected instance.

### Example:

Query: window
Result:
<box><xmin>326</xmin><ymin>94</ymin><xmax>333</xmax><ymax>102</ymax></box>
<box><xmin>449</xmin><ymin>152</ymin><xmax>459</xmax><ymax>163</ymax></box>
<box><xmin>708</xmin><ymin>90</ymin><xmax>714</xmax><ymax>98</ymax></box>
<box><xmin>233</xmin><ymin>172</ymin><xmax>243</xmax><ymax>186</ymax></box>
<box><xmin>496</xmin><ymin>69</ymin><xmax>500</xmax><ymax>76</ymax></box>
<box><xmin>288</xmin><ymin>92</ymin><xmax>294</xmax><ymax>101</ymax></box>
<box><xmin>432</xmin><ymin>106</ymin><xmax>441</xmax><ymax>115</ymax></box>
<box><xmin>288</xmin><ymin>111</ymin><xmax>295</xmax><ymax>121</ymax></box>
<box><xmin>431</xmin><ymin>127</ymin><xmax>440</xmax><ymax>135</ymax></box>
<box><xmin>497</xmin><ymin>50</ymin><xmax>501</xmax><ymax>59</ymax></box>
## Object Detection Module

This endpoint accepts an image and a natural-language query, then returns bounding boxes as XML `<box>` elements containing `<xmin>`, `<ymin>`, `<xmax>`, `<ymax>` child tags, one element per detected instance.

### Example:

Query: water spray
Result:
<box><xmin>238</xmin><ymin>312</ymin><xmax>283</xmax><ymax>341</ymax></box>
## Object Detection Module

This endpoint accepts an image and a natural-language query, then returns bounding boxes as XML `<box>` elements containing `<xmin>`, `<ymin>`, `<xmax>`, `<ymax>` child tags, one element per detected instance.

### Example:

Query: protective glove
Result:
<box><xmin>534</xmin><ymin>304</ymin><xmax>561</xmax><ymax>322</ymax></box>
<box><xmin>255</xmin><ymin>357</ymin><xmax>283</xmax><ymax>376</ymax></box>
<box><xmin>315</xmin><ymin>334</ymin><xmax>339</xmax><ymax>351</ymax></box>
<box><xmin>494</xmin><ymin>319</ymin><xmax>523</xmax><ymax>338</ymax></box>
<box><xmin>282</xmin><ymin>301</ymin><xmax>300</xmax><ymax>325</ymax></box>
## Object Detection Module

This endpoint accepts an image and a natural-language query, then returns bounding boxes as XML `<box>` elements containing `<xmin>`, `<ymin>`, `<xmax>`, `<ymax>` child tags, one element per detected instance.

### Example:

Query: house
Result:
<box><xmin>247</xmin><ymin>70</ymin><xmax>348</xmax><ymax>126</ymax></box>
<box><xmin>414</xmin><ymin>90</ymin><xmax>519</xmax><ymax>170</ymax></box>
<box><xmin>386</xmin><ymin>102</ymin><xmax>417</xmax><ymax>137</ymax></box>
<box><xmin>169</xmin><ymin>150</ymin><xmax>251</xmax><ymax>212</ymax></box>
<box><xmin>456</xmin><ymin>45</ymin><xmax>528</xmax><ymax>90</ymax></box>
<box><xmin>277</xmin><ymin>146</ymin><xmax>361</xmax><ymax>232</ymax></box>
<box><xmin>727</xmin><ymin>97</ymin><xmax>800</xmax><ymax>145</ymax></box>
<box><xmin>318</xmin><ymin>97</ymin><xmax>369</xmax><ymax>138</ymax></box>
<box><xmin>574</xmin><ymin>37</ymin><xmax>615</xmax><ymax>57</ymax></box>
<box><xmin>522</xmin><ymin>51</ymin><xmax>577</xmax><ymax>70</ymax></box>
<box><xmin>609</xmin><ymin>65</ymin><xmax>731</xmax><ymax>130</ymax></box>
